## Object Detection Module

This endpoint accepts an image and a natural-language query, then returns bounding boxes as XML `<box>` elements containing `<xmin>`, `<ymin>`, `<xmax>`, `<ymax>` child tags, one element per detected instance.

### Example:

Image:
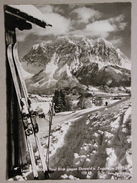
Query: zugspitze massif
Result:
<box><xmin>21</xmin><ymin>36</ymin><xmax>131</xmax><ymax>95</ymax></box>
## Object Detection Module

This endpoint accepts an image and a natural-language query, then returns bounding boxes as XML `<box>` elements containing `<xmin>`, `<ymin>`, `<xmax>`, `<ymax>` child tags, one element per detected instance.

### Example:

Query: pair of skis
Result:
<box><xmin>7</xmin><ymin>43</ymin><xmax>50</xmax><ymax>179</ymax></box>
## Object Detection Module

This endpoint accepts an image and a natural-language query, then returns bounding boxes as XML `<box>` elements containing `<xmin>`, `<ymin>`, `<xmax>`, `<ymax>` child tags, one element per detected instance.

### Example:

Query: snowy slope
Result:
<box><xmin>46</xmin><ymin>99</ymin><xmax>132</xmax><ymax>180</ymax></box>
<box><xmin>20</xmin><ymin>63</ymin><xmax>34</xmax><ymax>79</ymax></box>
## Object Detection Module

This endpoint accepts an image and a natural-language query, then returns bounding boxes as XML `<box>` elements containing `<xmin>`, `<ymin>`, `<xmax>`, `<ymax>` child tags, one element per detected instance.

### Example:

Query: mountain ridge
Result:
<box><xmin>21</xmin><ymin>36</ymin><xmax>131</xmax><ymax>95</ymax></box>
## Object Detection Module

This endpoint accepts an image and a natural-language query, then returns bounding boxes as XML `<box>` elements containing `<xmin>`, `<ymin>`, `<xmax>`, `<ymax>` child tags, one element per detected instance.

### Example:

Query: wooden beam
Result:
<box><xmin>5</xmin><ymin>5</ymin><xmax>52</xmax><ymax>29</ymax></box>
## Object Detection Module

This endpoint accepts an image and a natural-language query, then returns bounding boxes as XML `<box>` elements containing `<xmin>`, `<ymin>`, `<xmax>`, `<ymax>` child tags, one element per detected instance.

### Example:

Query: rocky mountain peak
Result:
<box><xmin>21</xmin><ymin>37</ymin><xmax>131</xmax><ymax>95</ymax></box>
<box><xmin>92</xmin><ymin>37</ymin><xmax>114</xmax><ymax>55</ymax></box>
<box><xmin>97</xmin><ymin>37</ymin><xmax>114</xmax><ymax>48</ymax></box>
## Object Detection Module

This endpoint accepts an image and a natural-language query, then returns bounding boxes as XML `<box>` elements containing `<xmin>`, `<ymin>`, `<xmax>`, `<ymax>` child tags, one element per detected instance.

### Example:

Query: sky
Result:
<box><xmin>16</xmin><ymin>2</ymin><xmax>131</xmax><ymax>58</ymax></box>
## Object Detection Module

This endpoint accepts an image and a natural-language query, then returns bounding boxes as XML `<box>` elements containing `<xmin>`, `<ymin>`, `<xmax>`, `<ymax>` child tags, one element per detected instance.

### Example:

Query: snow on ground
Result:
<box><xmin>30</xmin><ymin>96</ymin><xmax>109</xmax><ymax>119</ymax></box>
<box><xmin>57</xmin><ymin>106</ymin><xmax>103</xmax><ymax>116</ymax></box>
<box><xmin>32</xmin><ymin>101</ymin><xmax>51</xmax><ymax>115</ymax></box>
<box><xmin>17</xmin><ymin>94</ymin><xmax>131</xmax><ymax>180</ymax></box>
<box><xmin>30</xmin><ymin>94</ymin><xmax>53</xmax><ymax>102</ymax></box>
<box><xmin>88</xmin><ymin>85</ymin><xmax>100</xmax><ymax>92</ymax></box>
<box><xmin>106</xmin><ymin>148</ymin><xmax>118</xmax><ymax>168</ymax></box>
<box><xmin>110</xmin><ymin>115</ymin><xmax>120</xmax><ymax>131</ymax></box>
<box><xmin>46</xmin><ymin>98</ymin><xmax>132</xmax><ymax>180</ymax></box>
<box><xmin>9</xmin><ymin>96</ymin><xmax>131</xmax><ymax>180</ymax></box>
<box><xmin>111</xmin><ymin>67</ymin><xmax>122</xmax><ymax>74</ymax></box>
<box><xmin>61</xmin><ymin>174</ymin><xmax>79</xmax><ymax>180</ymax></box>
<box><xmin>123</xmin><ymin>106</ymin><xmax>131</xmax><ymax>124</ymax></box>
<box><xmin>49</xmin><ymin>116</ymin><xmax>83</xmax><ymax>157</ymax></box>
<box><xmin>97</xmin><ymin>60</ymin><xmax>111</xmax><ymax>70</ymax></box>
<box><xmin>38</xmin><ymin>55</ymin><xmax>58</xmax><ymax>87</ymax></box>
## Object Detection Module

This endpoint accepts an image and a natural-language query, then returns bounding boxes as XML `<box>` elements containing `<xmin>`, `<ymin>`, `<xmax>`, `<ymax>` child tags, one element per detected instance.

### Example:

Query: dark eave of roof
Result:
<box><xmin>4</xmin><ymin>5</ymin><xmax>52</xmax><ymax>29</ymax></box>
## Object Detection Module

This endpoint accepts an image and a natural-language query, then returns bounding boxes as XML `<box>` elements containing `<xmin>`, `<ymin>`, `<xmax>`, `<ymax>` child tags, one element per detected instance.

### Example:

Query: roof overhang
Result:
<box><xmin>4</xmin><ymin>5</ymin><xmax>52</xmax><ymax>29</ymax></box>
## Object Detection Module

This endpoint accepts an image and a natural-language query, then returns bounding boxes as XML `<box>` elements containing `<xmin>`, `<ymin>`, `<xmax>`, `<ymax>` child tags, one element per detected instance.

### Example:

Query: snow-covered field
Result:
<box><xmin>9</xmin><ymin>95</ymin><xmax>131</xmax><ymax>180</ymax></box>
<box><xmin>33</xmin><ymin>96</ymin><xmax>132</xmax><ymax>180</ymax></box>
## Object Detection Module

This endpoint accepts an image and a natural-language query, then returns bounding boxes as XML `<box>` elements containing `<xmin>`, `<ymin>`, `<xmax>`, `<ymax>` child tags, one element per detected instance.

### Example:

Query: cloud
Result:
<box><xmin>37</xmin><ymin>5</ymin><xmax>53</xmax><ymax>13</ymax></box>
<box><xmin>72</xmin><ymin>7</ymin><xmax>101</xmax><ymax>23</ymax></box>
<box><xmin>16</xmin><ymin>5</ymin><xmax>128</xmax><ymax>44</ymax></box>
<box><xmin>16</xmin><ymin>29</ymin><xmax>32</xmax><ymax>42</ymax></box>
<box><xmin>36</xmin><ymin>12</ymin><xmax>71</xmax><ymax>36</ymax></box>
<box><xmin>110</xmin><ymin>14</ymin><xmax>125</xmax><ymax>23</ymax></box>
<box><xmin>16</xmin><ymin>5</ymin><xmax>72</xmax><ymax>41</ymax></box>
<box><xmin>118</xmin><ymin>22</ymin><xmax>127</xmax><ymax>30</ymax></box>
<box><xmin>109</xmin><ymin>14</ymin><xmax>127</xmax><ymax>31</ymax></box>
<box><xmin>85</xmin><ymin>20</ymin><xmax>116</xmax><ymax>38</ymax></box>
<box><xmin>33</xmin><ymin>5</ymin><xmax>72</xmax><ymax>36</ymax></box>
<box><xmin>54</xmin><ymin>6</ymin><xmax>65</xmax><ymax>14</ymax></box>
<box><xmin>69</xmin><ymin>14</ymin><xmax>127</xmax><ymax>39</ymax></box>
<box><xmin>68</xmin><ymin>19</ymin><xmax>116</xmax><ymax>38</ymax></box>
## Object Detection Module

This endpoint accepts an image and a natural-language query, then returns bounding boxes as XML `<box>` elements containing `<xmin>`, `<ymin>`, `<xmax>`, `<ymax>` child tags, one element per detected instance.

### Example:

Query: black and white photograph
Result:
<box><xmin>4</xmin><ymin>1</ymin><xmax>132</xmax><ymax>181</ymax></box>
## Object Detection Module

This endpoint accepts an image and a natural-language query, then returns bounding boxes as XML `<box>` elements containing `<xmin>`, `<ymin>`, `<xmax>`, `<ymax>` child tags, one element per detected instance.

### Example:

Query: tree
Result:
<box><xmin>53</xmin><ymin>90</ymin><xmax>66</xmax><ymax>113</ymax></box>
<box><xmin>77</xmin><ymin>93</ymin><xmax>86</xmax><ymax>109</ymax></box>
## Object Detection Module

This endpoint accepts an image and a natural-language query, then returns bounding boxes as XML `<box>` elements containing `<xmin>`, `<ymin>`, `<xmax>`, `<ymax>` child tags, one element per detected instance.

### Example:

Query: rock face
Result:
<box><xmin>21</xmin><ymin>36</ymin><xmax>131</xmax><ymax>94</ymax></box>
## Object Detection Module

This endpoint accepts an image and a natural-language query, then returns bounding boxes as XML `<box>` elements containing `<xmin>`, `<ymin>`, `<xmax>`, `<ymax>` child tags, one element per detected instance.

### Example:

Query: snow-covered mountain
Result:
<box><xmin>20</xmin><ymin>64</ymin><xmax>34</xmax><ymax>79</ymax></box>
<box><xmin>21</xmin><ymin>36</ymin><xmax>131</xmax><ymax>94</ymax></box>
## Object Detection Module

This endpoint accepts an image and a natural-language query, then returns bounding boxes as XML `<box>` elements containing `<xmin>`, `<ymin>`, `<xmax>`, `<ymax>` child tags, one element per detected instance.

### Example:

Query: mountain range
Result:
<box><xmin>21</xmin><ymin>36</ymin><xmax>131</xmax><ymax>95</ymax></box>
